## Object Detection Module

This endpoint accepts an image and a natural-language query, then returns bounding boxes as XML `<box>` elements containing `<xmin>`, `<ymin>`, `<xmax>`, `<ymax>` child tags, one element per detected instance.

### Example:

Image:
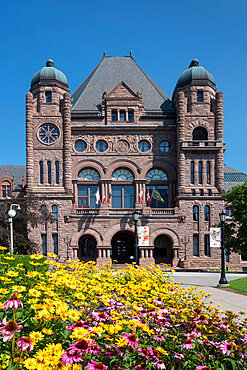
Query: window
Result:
<box><xmin>208</xmin><ymin>189</ymin><xmax>212</xmax><ymax>196</ymax></box>
<box><xmin>45</xmin><ymin>91</ymin><xmax>52</xmax><ymax>103</ymax></box>
<box><xmin>193</xmin><ymin>205</ymin><xmax>199</xmax><ymax>221</ymax></box>
<box><xmin>78</xmin><ymin>168</ymin><xmax>100</xmax><ymax>181</ymax></box>
<box><xmin>204</xmin><ymin>235</ymin><xmax>210</xmax><ymax>256</ymax></box>
<box><xmin>96</xmin><ymin>140</ymin><xmax>108</xmax><ymax>152</ymax></box>
<box><xmin>112</xmin><ymin>110</ymin><xmax>117</xmax><ymax>121</ymax></box>
<box><xmin>147</xmin><ymin>186</ymin><xmax>168</xmax><ymax>208</ymax></box>
<box><xmin>204</xmin><ymin>205</ymin><xmax>210</xmax><ymax>221</ymax></box>
<box><xmin>47</xmin><ymin>161</ymin><xmax>51</xmax><ymax>184</ymax></box>
<box><xmin>193</xmin><ymin>127</ymin><xmax>208</xmax><ymax>145</ymax></box>
<box><xmin>138</xmin><ymin>140</ymin><xmax>151</xmax><ymax>152</ymax></box>
<box><xmin>75</xmin><ymin>140</ymin><xmax>87</xmax><ymax>152</ymax></box>
<box><xmin>1</xmin><ymin>182</ymin><xmax>11</xmax><ymax>198</ymax></box>
<box><xmin>191</xmin><ymin>189</ymin><xmax>196</xmax><ymax>196</ymax></box>
<box><xmin>206</xmin><ymin>161</ymin><xmax>211</xmax><ymax>184</ymax></box>
<box><xmin>199</xmin><ymin>189</ymin><xmax>204</xmax><ymax>196</ymax></box>
<box><xmin>112</xmin><ymin>169</ymin><xmax>134</xmax><ymax>181</ymax></box>
<box><xmin>52</xmin><ymin>205</ymin><xmax>58</xmax><ymax>221</ymax></box>
<box><xmin>53</xmin><ymin>235</ymin><xmax>58</xmax><ymax>254</ymax></box>
<box><xmin>198</xmin><ymin>161</ymin><xmax>202</xmax><ymax>184</ymax></box>
<box><xmin>40</xmin><ymin>161</ymin><xmax>43</xmax><ymax>184</ymax></box>
<box><xmin>159</xmin><ymin>141</ymin><xmax>171</xmax><ymax>153</ymax></box>
<box><xmin>146</xmin><ymin>169</ymin><xmax>167</xmax><ymax>181</ymax></box>
<box><xmin>128</xmin><ymin>110</ymin><xmax>134</xmax><ymax>122</ymax></box>
<box><xmin>78</xmin><ymin>185</ymin><xmax>101</xmax><ymax>208</ymax></box>
<box><xmin>112</xmin><ymin>185</ymin><xmax>135</xmax><ymax>208</ymax></box>
<box><xmin>225</xmin><ymin>206</ymin><xmax>232</xmax><ymax>217</ymax></box>
<box><xmin>120</xmin><ymin>111</ymin><xmax>126</xmax><ymax>121</ymax></box>
<box><xmin>55</xmin><ymin>161</ymin><xmax>59</xmax><ymax>184</ymax></box>
<box><xmin>38</xmin><ymin>124</ymin><xmax>60</xmax><ymax>145</ymax></box>
<box><xmin>193</xmin><ymin>235</ymin><xmax>199</xmax><ymax>256</ymax></box>
<box><xmin>197</xmin><ymin>91</ymin><xmax>203</xmax><ymax>102</ymax></box>
<box><xmin>191</xmin><ymin>161</ymin><xmax>195</xmax><ymax>184</ymax></box>
<box><xmin>41</xmin><ymin>205</ymin><xmax>46</xmax><ymax>221</ymax></box>
<box><xmin>42</xmin><ymin>235</ymin><xmax>47</xmax><ymax>256</ymax></box>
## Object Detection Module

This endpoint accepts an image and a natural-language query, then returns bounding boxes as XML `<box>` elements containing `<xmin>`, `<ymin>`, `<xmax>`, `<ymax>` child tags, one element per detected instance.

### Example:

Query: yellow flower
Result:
<box><xmin>47</xmin><ymin>252</ymin><xmax>57</xmax><ymax>259</ymax></box>
<box><xmin>29</xmin><ymin>331</ymin><xmax>44</xmax><ymax>344</ymax></box>
<box><xmin>42</xmin><ymin>328</ymin><xmax>53</xmax><ymax>335</ymax></box>
<box><xmin>6</xmin><ymin>271</ymin><xmax>19</xmax><ymax>277</ymax></box>
<box><xmin>0</xmin><ymin>246</ymin><xmax>7</xmax><ymax>250</ymax></box>
<box><xmin>156</xmin><ymin>347</ymin><xmax>168</xmax><ymax>355</ymax></box>
<box><xmin>26</xmin><ymin>271</ymin><xmax>39</xmax><ymax>277</ymax></box>
<box><xmin>12</xmin><ymin>285</ymin><xmax>26</xmax><ymax>292</ymax></box>
<box><xmin>3</xmin><ymin>256</ymin><xmax>15</xmax><ymax>260</ymax></box>
<box><xmin>30</xmin><ymin>254</ymin><xmax>44</xmax><ymax>260</ymax></box>
<box><xmin>116</xmin><ymin>337</ymin><xmax>128</xmax><ymax>347</ymax></box>
<box><xmin>29</xmin><ymin>288</ymin><xmax>42</xmax><ymax>297</ymax></box>
<box><xmin>0</xmin><ymin>288</ymin><xmax>9</xmax><ymax>294</ymax></box>
<box><xmin>68</xmin><ymin>309</ymin><xmax>81</xmax><ymax>322</ymax></box>
<box><xmin>70</xmin><ymin>327</ymin><xmax>91</xmax><ymax>340</ymax></box>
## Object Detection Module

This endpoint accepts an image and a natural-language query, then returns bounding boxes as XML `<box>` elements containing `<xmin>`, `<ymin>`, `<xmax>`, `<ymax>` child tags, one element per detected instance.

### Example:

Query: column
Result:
<box><xmin>63</xmin><ymin>93</ymin><xmax>72</xmax><ymax>192</ymax></box>
<box><xmin>26</xmin><ymin>93</ymin><xmax>34</xmax><ymax>188</ymax></box>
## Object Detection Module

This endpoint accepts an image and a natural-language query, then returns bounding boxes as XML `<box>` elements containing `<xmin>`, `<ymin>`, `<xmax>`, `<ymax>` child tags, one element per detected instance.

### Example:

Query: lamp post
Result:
<box><xmin>64</xmin><ymin>236</ymin><xmax>72</xmax><ymax>261</ymax></box>
<box><xmin>132</xmin><ymin>210</ymin><xmax>140</xmax><ymax>265</ymax></box>
<box><xmin>8</xmin><ymin>204</ymin><xmax>21</xmax><ymax>254</ymax></box>
<box><xmin>181</xmin><ymin>236</ymin><xmax>190</xmax><ymax>261</ymax></box>
<box><xmin>218</xmin><ymin>211</ymin><xmax>228</xmax><ymax>286</ymax></box>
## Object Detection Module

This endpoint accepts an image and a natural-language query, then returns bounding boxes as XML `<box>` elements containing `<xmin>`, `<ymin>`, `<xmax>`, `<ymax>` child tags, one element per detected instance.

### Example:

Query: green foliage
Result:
<box><xmin>228</xmin><ymin>277</ymin><xmax>247</xmax><ymax>294</ymax></box>
<box><xmin>225</xmin><ymin>181</ymin><xmax>247</xmax><ymax>259</ymax></box>
<box><xmin>0</xmin><ymin>254</ymin><xmax>48</xmax><ymax>274</ymax></box>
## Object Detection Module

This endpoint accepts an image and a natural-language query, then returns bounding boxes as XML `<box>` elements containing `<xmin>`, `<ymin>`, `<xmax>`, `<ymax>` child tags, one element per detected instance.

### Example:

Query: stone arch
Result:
<box><xmin>141</xmin><ymin>159</ymin><xmax>177</xmax><ymax>181</ymax></box>
<box><xmin>71</xmin><ymin>227</ymin><xmax>103</xmax><ymax>247</ymax></box>
<box><xmin>105</xmin><ymin>159</ymin><xmax>141</xmax><ymax>179</ymax></box>
<box><xmin>187</xmin><ymin>119</ymin><xmax>214</xmax><ymax>140</ymax></box>
<box><xmin>149</xmin><ymin>228</ymin><xmax>180</xmax><ymax>247</ymax></box>
<box><xmin>72</xmin><ymin>159</ymin><xmax>106</xmax><ymax>180</ymax></box>
<box><xmin>103</xmin><ymin>222</ymin><xmax>134</xmax><ymax>245</ymax></box>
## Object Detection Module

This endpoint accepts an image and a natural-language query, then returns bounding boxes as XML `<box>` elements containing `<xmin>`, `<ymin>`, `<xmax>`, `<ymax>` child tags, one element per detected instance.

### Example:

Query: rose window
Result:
<box><xmin>38</xmin><ymin>124</ymin><xmax>60</xmax><ymax>145</ymax></box>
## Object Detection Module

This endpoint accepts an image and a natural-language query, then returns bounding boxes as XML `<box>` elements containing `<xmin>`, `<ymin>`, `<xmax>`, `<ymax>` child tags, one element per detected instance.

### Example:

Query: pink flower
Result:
<box><xmin>85</xmin><ymin>360</ymin><xmax>108</xmax><ymax>369</ymax></box>
<box><xmin>174</xmin><ymin>353</ymin><xmax>185</xmax><ymax>359</ymax></box>
<box><xmin>119</xmin><ymin>332</ymin><xmax>138</xmax><ymax>348</ymax></box>
<box><xmin>219</xmin><ymin>341</ymin><xmax>234</xmax><ymax>356</ymax></box>
<box><xmin>242</xmin><ymin>334</ymin><xmax>247</xmax><ymax>345</ymax></box>
<box><xmin>61</xmin><ymin>352</ymin><xmax>83</xmax><ymax>365</ymax></box>
<box><xmin>0</xmin><ymin>318</ymin><xmax>23</xmax><ymax>342</ymax></box>
<box><xmin>66</xmin><ymin>320</ymin><xmax>89</xmax><ymax>330</ymax></box>
<box><xmin>196</xmin><ymin>366</ymin><xmax>211</xmax><ymax>370</ymax></box>
<box><xmin>67</xmin><ymin>339</ymin><xmax>90</xmax><ymax>355</ymax></box>
<box><xmin>155</xmin><ymin>360</ymin><xmax>166</xmax><ymax>369</ymax></box>
<box><xmin>17</xmin><ymin>336</ymin><xmax>33</xmax><ymax>352</ymax></box>
<box><xmin>219</xmin><ymin>323</ymin><xmax>228</xmax><ymax>331</ymax></box>
<box><xmin>181</xmin><ymin>338</ymin><xmax>194</xmax><ymax>350</ymax></box>
<box><xmin>92</xmin><ymin>311</ymin><xmax>108</xmax><ymax>321</ymax></box>
<box><xmin>2</xmin><ymin>294</ymin><xmax>23</xmax><ymax>310</ymax></box>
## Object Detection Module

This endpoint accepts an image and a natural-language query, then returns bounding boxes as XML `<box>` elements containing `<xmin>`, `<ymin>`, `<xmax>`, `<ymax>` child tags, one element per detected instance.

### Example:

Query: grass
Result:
<box><xmin>228</xmin><ymin>277</ymin><xmax>247</xmax><ymax>294</ymax></box>
<box><xmin>0</xmin><ymin>254</ymin><xmax>48</xmax><ymax>273</ymax></box>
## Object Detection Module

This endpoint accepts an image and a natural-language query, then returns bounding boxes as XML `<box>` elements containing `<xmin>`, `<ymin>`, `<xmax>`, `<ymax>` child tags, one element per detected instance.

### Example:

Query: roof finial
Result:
<box><xmin>103</xmin><ymin>50</ymin><xmax>106</xmax><ymax>57</ymax></box>
<box><xmin>46</xmin><ymin>59</ymin><xmax>54</xmax><ymax>67</ymax></box>
<box><xmin>189</xmin><ymin>59</ymin><xmax>199</xmax><ymax>68</ymax></box>
<box><xmin>129</xmin><ymin>50</ymin><xmax>133</xmax><ymax>58</ymax></box>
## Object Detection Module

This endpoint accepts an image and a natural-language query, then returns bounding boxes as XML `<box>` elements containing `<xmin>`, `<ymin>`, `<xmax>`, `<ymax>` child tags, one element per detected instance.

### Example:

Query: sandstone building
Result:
<box><xmin>24</xmin><ymin>54</ymin><xmax>247</xmax><ymax>270</ymax></box>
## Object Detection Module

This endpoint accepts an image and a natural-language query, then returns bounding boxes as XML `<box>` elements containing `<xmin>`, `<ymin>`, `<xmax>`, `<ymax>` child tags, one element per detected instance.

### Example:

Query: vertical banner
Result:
<box><xmin>210</xmin><ymin>227</ymin><xmax>221</xmax><ymax>248</ymax></box>
<box><xmin>138</xmin><ymin>226</ymin><xmax>149</xmax><ymax>246</ymax></box>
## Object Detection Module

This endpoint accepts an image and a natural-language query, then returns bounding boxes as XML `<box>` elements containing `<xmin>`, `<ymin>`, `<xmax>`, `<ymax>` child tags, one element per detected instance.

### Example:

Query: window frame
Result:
<box><xmin>52</xmin><ymin>205</ymin><xmax>58</xmax><ymax>221</ymax></box>
<box><xmin>45</xmin><ymin>91</ymin><xmax>52</xmax><ymax>103</ymax></box>
<box><xmin>193</xmin><ymin>234</ymin><xmax>199</xmax><ymax>256</ymax></box>
<box><xmin>42</xmin><ymin>234</ymin><xmax>47</xmax><ymax>256</ymax></box>
<box><xmin>52</xmin><ymin>234</ymin><xmax>58</xmax><ymax>254</ymax></box>
<box><xmin>47</xmin><ymin>161</ymin><xmax>51</xmax><ymax>184</ymax></box>
<box><xmin>193</xmin><ymin>205</ymin><xmax>199</xmax><ymax>221</ymax></box>
<box><xmin>197</xmin><ymin>91</ymin><xmax>203</xmax><ymax>102</ymax></box>
<box><xmin>204</xmin><ymin>205</ymin><xmax>210</xmax><ymax>221</ymax></box>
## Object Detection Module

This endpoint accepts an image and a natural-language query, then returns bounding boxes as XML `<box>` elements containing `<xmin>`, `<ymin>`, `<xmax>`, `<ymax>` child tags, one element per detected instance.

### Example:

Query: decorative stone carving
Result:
<box><xmin>116</xmin><ymin>140</ymin><xmax>130</xmax><ymax>153</ymax></box>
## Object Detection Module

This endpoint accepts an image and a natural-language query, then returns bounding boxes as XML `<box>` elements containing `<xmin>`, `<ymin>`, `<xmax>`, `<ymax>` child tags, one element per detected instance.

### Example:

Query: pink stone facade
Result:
<box><xmin>25</xmin><ymin>56</ymin><xmax>246</xmax><ymax>271</ymax></box>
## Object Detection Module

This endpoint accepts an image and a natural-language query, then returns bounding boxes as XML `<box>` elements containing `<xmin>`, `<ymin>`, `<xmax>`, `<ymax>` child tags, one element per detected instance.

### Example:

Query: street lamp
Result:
<box><xmin>8</xmin><ymin>204</ymin><xmax>21</xmax><ymax>254</ymax></box>
<box><xmin>181</xmin><ymin>236</ymin><xmax>190</xmax><ymax>261</ymax></box>
<box><xmin>132</xmin><ymin>210</ymin><xmax>140</xmax><ymax>265</ymax></box>
<box><xmin>218</xmin><ymin>210</ymin><xmax>228</xmax><ymax>286</ymax></box>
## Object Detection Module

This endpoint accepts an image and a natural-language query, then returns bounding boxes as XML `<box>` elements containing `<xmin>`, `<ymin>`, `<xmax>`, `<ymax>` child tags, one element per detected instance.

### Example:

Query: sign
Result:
<box><xmin>210</xmin><ymin>227</ymin><xmax>221</xmax><ymax>248</ymax></box>
<box><xmin>138</xmin><ymin>226</ymin><xmax>149</xmax><ymax>246</ymax></box>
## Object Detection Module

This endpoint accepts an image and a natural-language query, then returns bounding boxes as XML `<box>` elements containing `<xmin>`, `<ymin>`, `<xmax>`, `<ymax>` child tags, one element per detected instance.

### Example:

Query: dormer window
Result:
<box><xmin>197</xmin><ymin>91</ymin><xmax>203</xmax><ymax>102</ymax></box>
<box><xmin>112</xmin><ymin>110</ymin><xmax>117</xmax><ymax>122</ymax></box>
<box><xmin>120</xmin><ymin>111</ymin><xmax>126</xmax><ymax>121</ymax></box>
<box><xmin>128</xmin><ymin>110</ymin><xmax>134</xmax><ymax>122</ymax></box>
<box><xmin>45</xmin><ymin>91</ymin><xmax>52</xmax><ymax>103</ymax></box>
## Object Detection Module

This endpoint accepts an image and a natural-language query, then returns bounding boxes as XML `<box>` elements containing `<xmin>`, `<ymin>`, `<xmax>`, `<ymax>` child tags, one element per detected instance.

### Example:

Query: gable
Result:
<box><xmin>107</xmin><ymin>81</ymin><xmax>139</xmax><ymax>99</ymax></box>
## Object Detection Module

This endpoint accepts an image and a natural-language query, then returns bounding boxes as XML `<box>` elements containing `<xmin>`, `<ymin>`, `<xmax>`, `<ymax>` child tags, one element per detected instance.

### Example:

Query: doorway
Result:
<box><xmin>111</xmin><ymin>231</ymin><xmax>134</xmax><ymax>264</ymax></box>
<box><xmin>154</xmin><ymin>235</ymin><xmax>173</xmax><ymax>265</ymax></box>
<box><xmin>78</xmin><ymin>236</ymin><xmax>97</xmax><ymax>262</ymax></box>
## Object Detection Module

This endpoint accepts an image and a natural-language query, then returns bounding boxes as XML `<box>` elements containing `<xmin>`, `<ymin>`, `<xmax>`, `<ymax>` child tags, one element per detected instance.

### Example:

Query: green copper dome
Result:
<box><xmin>174</xmin><ymin>59</ymin><xmax>216</xmax><ymax>90</ymax></box>
<box><xmin>31</xmin><ymin>59</ymin><xmax>68</xmax><ymax>88</ymax></box>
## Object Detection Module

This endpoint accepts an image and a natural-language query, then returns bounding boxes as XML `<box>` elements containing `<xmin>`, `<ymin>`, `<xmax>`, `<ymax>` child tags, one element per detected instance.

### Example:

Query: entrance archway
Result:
<box><xmin>111</xmin><ymin>231</ymin><xmax>134</xmax><ymax>264</ymax></box>
<box><xmin>154</xmin><ymin>235</ymin><xmax>173</xmax><ymax>265</ymax></box>
<box><xmin>78</xmin><ymin>235</ymin><xmax>97</xmax><ymax>262</ymax></box>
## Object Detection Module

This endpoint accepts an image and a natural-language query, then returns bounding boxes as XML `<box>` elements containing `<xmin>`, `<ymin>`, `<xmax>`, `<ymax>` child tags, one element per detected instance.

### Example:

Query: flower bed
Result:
<box><xmin>0</xmin><ymin>251</ymin><xmax>247</xmax><ymax>369</ymax></box>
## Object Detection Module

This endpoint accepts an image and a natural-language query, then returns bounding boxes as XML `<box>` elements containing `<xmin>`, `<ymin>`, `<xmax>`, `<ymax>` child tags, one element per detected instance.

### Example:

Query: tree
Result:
<box><xmin>0</xmin><ymin>194</ymin><xmax>53</xmax><ymax>254</ymax></box>
<box><xmin>225</xmin><ymin>181</ymin><xmax>247</xmax><ymax>260</ymax></box>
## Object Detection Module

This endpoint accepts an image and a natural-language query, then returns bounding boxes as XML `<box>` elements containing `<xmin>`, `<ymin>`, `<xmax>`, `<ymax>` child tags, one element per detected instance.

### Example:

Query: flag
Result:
<box><xmin>102</xmin><ymin>195</ymin><xmax>106</xmax><ymax>205</ymax></box>
<box><xmin>139</xmin><ymin>189</ymin><xmax>143</xmax><ymax>204</ymax></box>
<box><xmin>108</xmin><ymin>191</ymin><xmax>112</xmax><ymax>201</ymax></box>
<box><xmin>147</xmin><ymin>188</ymin><xmax>151</xmax><ymax>206</ymax></box>
<box><xmin>151</xmin><ymin>188</ymin><xmax>164</xmax><ymax>203</ymax></box>
<box><xmin>95</xmin><ymin>188</ymin><xmax>100</xmax><ymax>205</ymax></box>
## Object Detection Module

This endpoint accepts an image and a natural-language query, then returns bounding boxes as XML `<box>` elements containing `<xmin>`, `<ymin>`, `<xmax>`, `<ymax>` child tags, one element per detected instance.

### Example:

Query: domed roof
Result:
<box><xmin>31</xmin><ymin>59</ymin><xmax>68</xmax><ymax>88</ymax></box>
<box><xmin>174</xmin><ymin>59</ymin><xmax>216</xmax><ymax>90</ymax></box>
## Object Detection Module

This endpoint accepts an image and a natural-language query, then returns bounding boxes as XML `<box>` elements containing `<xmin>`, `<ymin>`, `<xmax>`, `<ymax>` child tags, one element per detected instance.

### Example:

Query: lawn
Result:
<box><xmin>229</xmin><ymin>277</ymin><xmax>247</xmax><ymax>294</ymax></box>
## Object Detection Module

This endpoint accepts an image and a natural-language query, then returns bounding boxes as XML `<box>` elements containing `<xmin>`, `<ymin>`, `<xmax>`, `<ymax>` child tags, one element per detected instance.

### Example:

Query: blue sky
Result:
<box><xmin>1</xmin><ymin>0</ymin><xmax>247</xmax><ymax>173</ymax></box>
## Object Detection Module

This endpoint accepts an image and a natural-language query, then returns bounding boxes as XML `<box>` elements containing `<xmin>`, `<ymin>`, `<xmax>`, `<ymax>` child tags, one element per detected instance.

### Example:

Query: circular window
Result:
<box><xmin>159</xmin><ymin>140</ymin><xmax>170</xmax><ymax>152</ymax></box>
<box><xmin>75</xmin><ymin>140</ymin><xmax>87</xmax><ymax>152</ymax></box>
<box><xmin>138</xmin><ymin>140</ymin><xmax>151</xmax><ymax>152</ymax></box>
<box><xmin>38</xmin><ymin>124</ymin><xmax>60</xmax><ymax>145</ymax></box>
<box><xmin>96</xmin><ymin>140</ymin><xmax>108</xmax><ymax>152</ymax></box>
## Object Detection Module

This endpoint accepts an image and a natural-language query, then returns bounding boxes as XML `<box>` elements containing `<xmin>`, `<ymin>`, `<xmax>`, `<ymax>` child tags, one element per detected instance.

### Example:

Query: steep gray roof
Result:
<box><xmin>224</xmin><ymin>164</ymin><xmax>247</xmax><ymax>191</ymax></box>
<box><xmin>71</xmin><ymin>56</ymin><xmax>174</xmax><ymax>114</ymax></box>
<box><xmin>0</xmin><ymin>166</ymin><xmax>26</xmax><ymax>190</ymax></box>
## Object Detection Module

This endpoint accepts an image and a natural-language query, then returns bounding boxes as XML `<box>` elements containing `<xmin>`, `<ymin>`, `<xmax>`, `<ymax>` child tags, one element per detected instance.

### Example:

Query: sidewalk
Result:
<box><xmin>172</xmin><ymin>272</ymin><xmax>247</xmax><ymax>316</ymax></box>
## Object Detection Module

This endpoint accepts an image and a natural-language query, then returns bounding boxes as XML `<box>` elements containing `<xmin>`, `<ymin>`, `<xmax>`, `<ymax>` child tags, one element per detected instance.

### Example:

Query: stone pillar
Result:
<box><xmin>215</xmin><ymin>92</ymin><xmax>224</xmax><ymax>192</ymax></box>
<box><xmin>63</xmin><ymin>93</ymin><xmax>72</xmax><ymax>192</ymax></box>
<box><xmin>176</xmin><ymin>92</ymin><xmax>186</xmax><ymax>193</ymax></box>
<box><xmin>26</xmin><ymin>92</ymin><xmax>34</xmax><ymax>189</ymax></box>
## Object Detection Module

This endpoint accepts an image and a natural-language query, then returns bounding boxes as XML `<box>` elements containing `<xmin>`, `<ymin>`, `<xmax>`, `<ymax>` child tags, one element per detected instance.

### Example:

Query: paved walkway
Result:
<box><xmin>172</xmin><ymin>272</ymin><xmax>247</xmax><ymax>316</ymax></box>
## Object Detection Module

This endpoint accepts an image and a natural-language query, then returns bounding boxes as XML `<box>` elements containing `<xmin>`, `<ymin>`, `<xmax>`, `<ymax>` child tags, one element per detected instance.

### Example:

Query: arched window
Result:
<box><xmin>204</xmin><ymin>205</ymin><xmax>210</xmax><ymax>221</ymax></box>
<box><xmin>40</xmin><ymin>161</ymin><xmax>43</xmax><ymax>184</ymax></box>
<box><xmin>41</xmin><ymin>205</ymin><xmax>47</xmax><ymax>221</ymax></box>
<box><xmin>146</xmin><ymin>169</ymin><xmax>168</xmax><ymax>208</ymax></box>
<box><xmin>47</xmin><ymin>161</ymin><xmax>51</xmax><ymax>184</ymax></box>
<box><xmin>193</xmin><ymin>205</ymin><xmax>199</xmax><ymax>221</ymax></box>
<box><xmin>78</xmin><ymin>168</ymin><xmax>100</xmax><ymax>208</ymax></box>
<box><xmin>191</xmin><ymin>161</ymin><xmax>195</xmax><ymax>184</ymax></box>
<box><xmin>206</xmin><ymin>161</ymin><xmax>211</xmax><ymax>184</ymax></box>
<box><xmin>198</xmin><ymin>161</ymin><xmax>202</xmax><ymax>184</ymax></box>
<box><xmin>45</xmin><ymin>91</ymin><xmax>52</xmax><ymax>103</ymax></box>
<box><xmin>197</xmin><ymin>91</ymin><xmax>203</xmax><ymax>102</ymax></box>
<box><xmin>52</xmin><ymin>205</ymin><xmax>58</xmax><ymax>221</ymax></box>
<box><xmin>193</xmin><ymin>127</ymin><xmax>208</xmax><ymax>146</ymax></box>
<box><xmin>55</xmin><ymin>161</ymin><xmax>59</xmax><ymax>184</ymax></box>
<box><xmin>112</xmin><ymin>168</ymin><xmax>134</xmax><ymax>209</ymax></box>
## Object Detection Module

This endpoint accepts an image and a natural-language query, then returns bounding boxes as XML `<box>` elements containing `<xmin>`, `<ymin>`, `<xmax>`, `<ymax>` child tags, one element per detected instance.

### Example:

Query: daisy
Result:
<box><xmin>61</xmin><ymin>352</ymin><xmax>83</xmax><ymax>365</ymax></box>
<box><xmin>196</xmin><ymin>366</ymin><xmax>211</xmax><ymax>370</ymax></box>
<box><xmin>17</xmin><ymin>336</ymin><xmax>33</xmax><ymax>352</ymax></box>
<box><xmin>219</xmin><ymin>341</ymin><xmax>234</xmax><ymax>356</ymax></box>
<box><xmin>66</xmin><ymin>320</ymin><xmax>89</xmax><ymax>330</ymax></box>
<box><xmin>119</xmin><ymin>332</ymin><xmax>138</xmax><ymax>348</ymax></box>
<box><xmin>181</xmin><ymin>338</ymin><xmax>194</xmax><ymax>350</ymax></box>
<box><xmin>2</xmin><ymin>294</ymin><xmax>23</xmax><ymax>310</ymax></box>
<box><xmin>85</xmin><ymin>360</ymin><xmax>108</xmax><ymax>369</ymax></box>
<box><xmin>0</xmin><ymin>318</ymin><xmax>23</xmax><ymax>342</ymax></box>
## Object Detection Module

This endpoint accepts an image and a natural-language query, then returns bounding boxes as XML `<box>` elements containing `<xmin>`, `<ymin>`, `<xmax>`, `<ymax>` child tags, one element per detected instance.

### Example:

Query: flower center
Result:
<box><xmin>129</xmin><ymin>334</ymin><xmax>136</xmax><ymax>342</ymax></box>
<box><xmin>10</xmin><ymin>294</ymin><xmax>18</xmax><ymax>300</ymax></box>
<box><xmin>98</xmin><ymin>313</ymin><xmax>106</xmax><ymax>319</ymax></box>
<box><xmin>5</xmin><ymin>320</ymin><xmax>18</xmax><ymax>331</ymax></box>
<box><xmin>185</xmin><ymin>338</ymin><xmax>192</xmax><ymax>344</ymax></box>
<box><xmin>227</xmin><ymin>344</ymin><xmax>233</xmax><ymax>350</ymax></box>
<box><xmin>76</xmin><ymin>339</ymin><xmax>88</xmax><ymax>350</ymax></box>
<box><xmin>75</xmin><ymin>321</ymin><xmax>84</xmax><ymax>327</ymax></box>
<box><xmin>23</xmin><ymin>336</ymin><xmax>31</xmax><ymax>342</ymax></box>
<box><xmin>95</xmin><ymin>364</ymin><xmax>104</xmax><ymax>369</ymax></box>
